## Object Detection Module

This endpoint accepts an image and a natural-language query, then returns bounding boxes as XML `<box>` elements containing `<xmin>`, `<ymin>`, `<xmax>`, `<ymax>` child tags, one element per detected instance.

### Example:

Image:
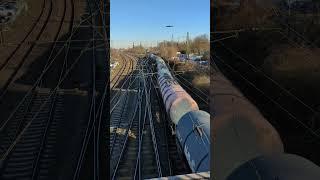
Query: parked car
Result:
<box><xmin>199</xmin><ymin>60</ymin><xmax>208</xmax><ymax>66</ymax></box>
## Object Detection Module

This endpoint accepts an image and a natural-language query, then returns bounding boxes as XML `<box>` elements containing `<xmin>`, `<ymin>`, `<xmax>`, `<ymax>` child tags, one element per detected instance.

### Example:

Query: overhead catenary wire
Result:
<box><xmin>141</xmin><ymin>58</ymin><xmax>163</xmax><ymax>177</ymax></box>
<box><xmin>214</xmin><ymin>54</ymin><xmax>320</xmax><ymax>139</ymax></box>
<box><xmin>72</xmin><ymin>0</ymin><xmax>108</xmax><ymax>178</ymax></box>
<box><xmin>0</xmin><ymin>39</ymin><xmax>94</xmax><ymax>161</ymax></box>
<box><xmin>0</xmin><ymin>8</ymin><xmax>100</xmax><ymax>133</ymax></box>
<box><xmin>269</xmin><ymin>6</ymin><xmax>318</xmax><ymax>48</ymax></box>
<box><xmin>0</xmin><ymin>0</ymin><xmax>108</xmax><ymax>179</ymax></box>
<box><xmin>218</xmin><ymin>41</ymin><xmax>319</xmax><ymax>116</ymax></box>
<box><xmin>162</xmin><ymin>59</ymin><xmax>209</xmax><ymax>105</ymax></box>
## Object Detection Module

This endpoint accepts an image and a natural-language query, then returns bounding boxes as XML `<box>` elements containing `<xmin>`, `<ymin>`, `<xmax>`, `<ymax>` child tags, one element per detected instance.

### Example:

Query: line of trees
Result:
<box><xmin>120</xmin><ymin>34</ymin><xmax>210</xmax><ymax>61</ymax></box>
<box><xmin>157</xmin><ymin>34</ymin><xmax>210</xmax><ymax>60</ymax></box>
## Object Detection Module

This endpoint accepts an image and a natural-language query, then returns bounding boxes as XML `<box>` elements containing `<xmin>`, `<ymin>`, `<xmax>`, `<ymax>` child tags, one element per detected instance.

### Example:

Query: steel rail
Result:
<box><xmin>141</xmin><ymin>61</ymin><xmax>163</xmax><ymax>177</ymax></box>
<box><xmin>0</xmin><ymin>8</ymin><xmax>99</xmax><ymax>135</ymax></box>
<box><xmin>0</xmin><ymin>0</ymin><xmax>54</xmax><ymax>100</ymax></box>
<box><xmin>0</xmin><ymin>40</ymin><xmax>95</xmax><ymax>161</ymax></box>
<box><xmin>109</xmin><ymin>55</ymin><xmax>136</xmax><ymax>155</ymax></box>
<box><xmin>147</xmin><ymin>58</ymin><xmax>172</xmax><ymax>176</ymax></box>
<box><xmin>110</xmin><ymin>54</ymin><xmax>127</xmax><ymax>85</ymax></box>
<box><xmin>30</xmin><ymin>0</ymin><xmax>75</xmax><ymax>176</ymax></box>
<box><xmin>111</xmin><ymin>99</ymin><xmax>140</xmax><ymax>180</ymax></box>
<box><xmin>72</xmin><ymin>0</ymin><xmax>98</xmax><ymax>178</ymax></box>
<box><xmin>0</xmin><ymin>0</ymin><xmax>46</xmax><ymax>72</ymax></box>
<box><xmin>0</xmin><ymin>0</ymin><xmax>56</xmax><ymax>156</ymax></box>
<box><xmin>110</xmin><ymin>55</ymin><xmax>136</xmax><ymax>110</ymax></box>
<box><xmin>0</xmin><ymin>0</ymin><xmax>76</xmax><ymax>161</ymax></box>
<box><xmin>110</xmin><ymin>53</ymin><xmax>131</xmax><ymax>91</ymax></box>
<box><xmin>133</xmin><ymin>59</ymin><xmax>146</xmax><ymax>180</ymax></box>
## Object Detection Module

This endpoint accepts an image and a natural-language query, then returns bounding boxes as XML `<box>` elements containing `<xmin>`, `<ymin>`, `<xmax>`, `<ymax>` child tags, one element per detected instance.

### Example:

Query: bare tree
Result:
<box><xmin>191</xmin><ymin>34</ymin><xmax>209</xmax><ymax>55</ymax></box>
<box><xmin>156</xmin><ymin>34</ymin><xmax>209</xmax><ymax>59</ymax></box>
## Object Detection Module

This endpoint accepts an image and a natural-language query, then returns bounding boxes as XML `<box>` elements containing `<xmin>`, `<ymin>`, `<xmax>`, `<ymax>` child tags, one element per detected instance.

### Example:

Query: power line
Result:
<box><xmin>214</xmin><ymin>54</ymin><xmax>320</xmax><ymax>139</ymax></box>
<box><xmin>218</xmin><ymin>41</ymin><xmax>318</xmax><ymax>116</ymax></box>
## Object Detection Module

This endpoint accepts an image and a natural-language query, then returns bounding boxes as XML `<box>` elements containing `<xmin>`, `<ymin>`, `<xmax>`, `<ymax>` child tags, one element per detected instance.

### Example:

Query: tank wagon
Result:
<box><xmin>149</xmin><ymin>54</ymin><xmax>210</xmax><ymax>173</ymax></box>
<box><xmin>211</xmin><ymin>64</ymin><xmax>320</xmax><ymax>179</ymax></box>
<box><xmin>149</xmin><ymin>54</ymin><xmax>320</xmax><ymax>179</ymax></box>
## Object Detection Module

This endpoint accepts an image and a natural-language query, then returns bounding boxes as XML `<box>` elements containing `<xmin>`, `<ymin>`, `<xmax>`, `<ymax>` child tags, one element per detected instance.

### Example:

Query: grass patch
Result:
<box><xmin>192</xmin><ymin>75</ymin><xmax>210</xmax><ymax>89</ymax></box>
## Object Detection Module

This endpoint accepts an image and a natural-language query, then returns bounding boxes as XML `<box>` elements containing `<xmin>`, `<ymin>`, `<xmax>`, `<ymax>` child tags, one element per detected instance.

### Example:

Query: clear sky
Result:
<box><xmin>110</xmin><ymin>0</ymin><xmax>210</xmax><ymax>48</ymax></box>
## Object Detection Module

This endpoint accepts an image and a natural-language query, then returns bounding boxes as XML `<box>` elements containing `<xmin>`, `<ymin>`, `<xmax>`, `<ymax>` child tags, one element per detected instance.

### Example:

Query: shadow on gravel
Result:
<box><xmin>15</xmin><ymin>23</ymin><xmax>93</xmax><ymax>91</ymax></box>
<box><xmin>0</xmin><ymin>5</ymin><xmax>101</xmax><ymax>179</ymax></box>
<box><xmin>112</xmin><ymin>69</ymin><xmax>139</xmax><ymax>89</ymax></box>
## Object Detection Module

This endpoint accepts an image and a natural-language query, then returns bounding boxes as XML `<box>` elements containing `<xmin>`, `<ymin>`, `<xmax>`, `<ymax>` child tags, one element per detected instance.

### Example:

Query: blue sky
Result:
<box><xmin>110</xmin><ymin>0</ymin><xmax>210</xmax><ymax>48</ymax></box>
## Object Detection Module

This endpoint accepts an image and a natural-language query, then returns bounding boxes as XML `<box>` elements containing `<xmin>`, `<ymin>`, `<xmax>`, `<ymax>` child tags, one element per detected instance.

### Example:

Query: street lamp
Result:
<box><xmin>164</xmin><ymin>25</ymin><xmax>175</xmax><ymax>59</ymax></box>
<box><xmin>165</xmin><ymin>25</ymin><xmax>174</xmax><ymax>44</ymax></box>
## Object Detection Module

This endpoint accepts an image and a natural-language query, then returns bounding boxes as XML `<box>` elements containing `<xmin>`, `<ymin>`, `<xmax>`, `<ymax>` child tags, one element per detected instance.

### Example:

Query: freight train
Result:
<box><xmin>149</xmin><ymin>54</ymin><xmax>210</xmax><ymax>173</ymax></box>
<box><xmin>150</xmin><ymin>53</ymin><xmax>320</xmax><ymax>180</ymax></box>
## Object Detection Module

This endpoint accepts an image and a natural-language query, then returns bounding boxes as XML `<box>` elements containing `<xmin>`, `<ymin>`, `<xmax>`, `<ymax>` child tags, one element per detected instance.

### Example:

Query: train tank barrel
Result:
<box><xmin>212</xmin><ymin>73</ymin><xmax>284</xmax><ymax>180</ymax></box>
<box><xmin>176</xmin><ymin>110</ymin><xmax>210</xmax><ymax>172</ymax></box>
<box><xmin>155</xmin><ymin>56</ymin><xmax>199</xmax><ymax>125</ymax></box>
<box><xmin>152</xmin><ymin>53</ymin><xmax>210</xmax><ymax>173</ymax></box>
<box><xmin>169</xmin><ymin>94</ymin><xmax>199</xmax><ymax>125</ymax></box>
<box><xmin>227</xmin><ymin>154</ymin><xmax>320</xmax><ymax>180</ymax></box>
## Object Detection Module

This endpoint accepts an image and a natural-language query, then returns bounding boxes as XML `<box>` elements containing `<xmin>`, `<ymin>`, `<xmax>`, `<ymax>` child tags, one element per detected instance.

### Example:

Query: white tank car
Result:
<box><xmin>155</xmin><ymin>56</ymin><xmax>199</xmax><ymax>125</ymax></box>
<box><xmin>150</xmin><ymin>54</ymin><xmax>210</xmax><ymax>172</ymax></box>
<box><xmin>149</xmin><ymin>54</ymin><xmax>320</xmax><ymax>179</ymax></box>
<box><xmin>211</xmin><ymin>68</ymin><xmax>284</xmax><ymax>179</ymax></box>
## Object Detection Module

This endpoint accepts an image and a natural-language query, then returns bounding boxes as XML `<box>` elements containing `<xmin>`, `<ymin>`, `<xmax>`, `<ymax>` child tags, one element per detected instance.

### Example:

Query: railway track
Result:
<box><xmin>0</xmin><ymin>0</ymin><xmax>47</xmax><ymax>72</ymax></box>
<box><xmin>0</xmin><ymin>0</ymin><xmax>76</xmax><ymax>134</ymax></box>
<box><xmin>0</xmin><ymin>0</ymin><xmax>75</xmax><ymax>150</ymax></box>
<box><xmin>110</xmin><ymin>55</ymin><xmax>137</xmax><ymax>175</ymax></box>
<box><xmin>110</xmin><ymin>53</ymin><xmax>136</xmax><ymax>93</ymax></box>
<box><xmin>147</xmin><ymin>58</ymin><xmax>191</xmax><ymax>176</ymax></box>
<box><xmin>109</xmin><ymin>55</ymin><xmax>192</xmax><ymax>179</ymax></box>
<box><xmin>110</xmin><ymin>55</ymin><xmax>126</xmax><ymax>85</ymax></box>
<box><xmin>0</xmin><ymin>0</ymin><xmax>75</xmax><ymax>132</ymax></box>
<box><xmin>0</xmin><ymin>0</ymin><xmax>108</xmax><ymax>179</ymax></box>
<box><xmin>0</xmin><ymin>0</ymin><xmax>111</xmax><ymax>179</ymax></box>
<box><xmin>0</xmin><ymin>89</ymin><xmax>64</xmax><ymax>179</ymax></box>
<box><xmin>0</xmin><ymin>0</ymin><xmax>53</xmax><ymax>99</ymax></box>
<box><xmin>72</xmin><ymin>0</ymin><xmax>109</xmax><ymax>179</ymax></box>
<box><xmin>40</xmin><ymin>0</ymin><xmax>73</xmax><ymax>87</ymax></box>
<box><xmin>110</xmin><ymin>54</ymin><xmax>136</xmax><ymax>117</ymax></box>
<box><xmin>110</xmin><ymin>60</ymin><xmax>140</xmax><ymax>179</ymax></box>
<box><xmin>110</xmin><ymin>55</ymin><xmax>165</xmax><ymax>179</ymax></box>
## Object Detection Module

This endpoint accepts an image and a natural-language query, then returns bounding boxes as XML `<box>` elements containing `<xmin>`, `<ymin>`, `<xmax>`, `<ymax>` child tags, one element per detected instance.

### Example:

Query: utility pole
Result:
<box><xmin>171</xmin><ymin>33</ymin><xmax>174</xmax><ymax>57</ymax></box>
<box><xmin>164</xmin><ymin>25</ymin><xmax>174</xmax><ymax>58</ymax></box>
<box><xmin>171</xmin><ymin>34</ymin><xmax>174</xmax><ymax>45</ymax></box>
<box><xmin>186</xmin><ymin>32</ymin><xmax>190</xmax><ymax>59</ymax></box>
